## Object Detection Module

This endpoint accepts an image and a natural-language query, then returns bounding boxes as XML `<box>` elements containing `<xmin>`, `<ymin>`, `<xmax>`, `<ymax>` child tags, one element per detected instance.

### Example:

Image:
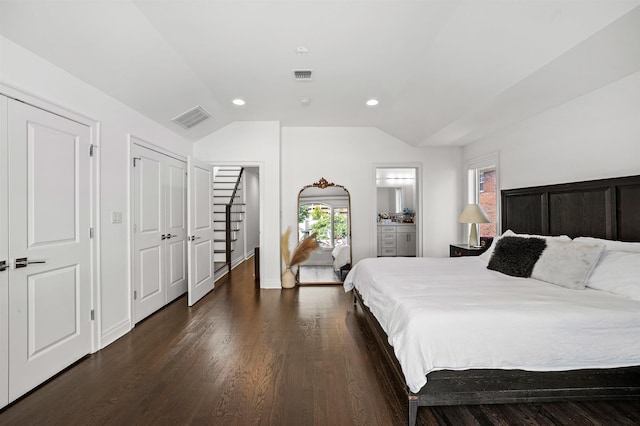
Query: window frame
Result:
<box><xmin>464</xmin><ymin>152</ymin><xmax>500</xmax><ymax>236</ymax></box>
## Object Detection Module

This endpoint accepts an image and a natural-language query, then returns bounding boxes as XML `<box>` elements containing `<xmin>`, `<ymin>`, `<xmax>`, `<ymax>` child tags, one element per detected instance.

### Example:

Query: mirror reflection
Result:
<box><xmin>297</xmin><ymin>178</ymin><xmax>351</xmax><ymax>284</ymax></box>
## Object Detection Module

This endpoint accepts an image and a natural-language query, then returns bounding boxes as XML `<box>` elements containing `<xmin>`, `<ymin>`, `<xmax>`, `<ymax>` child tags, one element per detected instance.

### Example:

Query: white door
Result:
<box><xmin>187</xmin><ymin>158</ymin><xmax>214</xmax><ymax>306</ymax></box>
<box><xmin>7</xmin><ymin>98</ymin><xmax>92</xmax><ymax>402</ymax></box>
<box><xmin>0</xmin><ymin>96</ymin><xmax>9</xmax><ymax>407</ymax></box>
<box><xmin>132</xmin><ymin>144</ymin><xmax>187</xmax><ymax>322</ymax></box>
<box><xmin>132</xmin><ymin>145</ymin><xmax>166</xmax><ymax>323</ymax></box>
<box><xmin>165</xmin><ymin>156</ymin><xmax>188</xmax><ymax>303</ymax></box>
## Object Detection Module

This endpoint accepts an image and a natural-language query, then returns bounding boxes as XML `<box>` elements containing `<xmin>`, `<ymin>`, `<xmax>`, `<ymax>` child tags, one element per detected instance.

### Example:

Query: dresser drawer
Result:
<box><xmin>379</xmin><ymin>226</ymin><xmax>396</xmax><ymax>233</ymax></box>
<box><xmin>381</xmin><ymin>232</ymin><xmax>396</xmax><ymax>241</ymax></box>
<box><xmin>380</xmin><ymin>247</ymin><xmax>396</xmax><ymax>256</ymax></box>
<box><xmin>381</xmin><ymin>239</ymin><xmax>396</xmax><ymax>248</ymax></box>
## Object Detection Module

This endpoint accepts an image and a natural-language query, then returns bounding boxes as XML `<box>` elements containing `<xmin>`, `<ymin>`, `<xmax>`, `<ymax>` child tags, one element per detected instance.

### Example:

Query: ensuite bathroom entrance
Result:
<box><xmin>375</xmin><ymin>167</ymin><xmax>419</xmax><ymax>257</ymax></box>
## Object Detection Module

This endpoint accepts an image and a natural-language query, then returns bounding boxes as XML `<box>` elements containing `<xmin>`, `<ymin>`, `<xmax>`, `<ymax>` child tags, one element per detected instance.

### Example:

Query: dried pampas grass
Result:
<box><xmin>280</xmin><ymin>227</ymin><xmax>291</xmax><ymax>267</ymax></box>
<box><xmin>290</xmin><ymin>234</ymin><xmax>319</xmax><ymax>267</ymax></box>
<box><xmin>281</xmin><ymin>227</ymin><xmax>318</xmax><ymax>268</ymax></box>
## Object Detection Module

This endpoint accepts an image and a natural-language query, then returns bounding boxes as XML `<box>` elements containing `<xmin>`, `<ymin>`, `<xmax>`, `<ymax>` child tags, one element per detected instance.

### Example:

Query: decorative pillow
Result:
<box><xmin>573</xmin><ymin>237</ymin><xmax>640</xmax><ymax>253</ymax></box>
<box><xmin>487</xmin><ymin>236</ymin><xmax>547</xmax><ymax>278</ymax></box>
<box><xmin>479</xmin><ymin>230</ymin><xmax>570</xmax><ymax>263</ymax></box>
<box><xmin>587</xmin><ymin>250</ymin><xmax>640</xmax><ymax>302</ymax></box>
<box><xmin>531</xmin><ymin>240</ymin><xmax>605</xmax><ymax>290</ymax></box>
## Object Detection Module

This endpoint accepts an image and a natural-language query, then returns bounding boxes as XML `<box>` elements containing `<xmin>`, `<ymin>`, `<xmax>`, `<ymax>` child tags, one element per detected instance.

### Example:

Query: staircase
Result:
<box><xmin>213</xmin><ymin>167</ymin><xmax>245</xmax><ymax>274</ymax></box>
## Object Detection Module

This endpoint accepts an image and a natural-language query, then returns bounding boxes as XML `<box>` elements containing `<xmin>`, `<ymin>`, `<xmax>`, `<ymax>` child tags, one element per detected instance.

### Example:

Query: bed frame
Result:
<box><xmin>353</xmin><ymin>175</ymin><xmax>640</xmax><ymax>426</ymax></box>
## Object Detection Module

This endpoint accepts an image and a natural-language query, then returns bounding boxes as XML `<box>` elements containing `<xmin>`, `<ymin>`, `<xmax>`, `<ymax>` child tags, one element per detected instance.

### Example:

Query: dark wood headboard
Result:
<box><xmin>501</xmin><ymin>175</ymin><xmax>640</xmax><ymax>242</ymax></box>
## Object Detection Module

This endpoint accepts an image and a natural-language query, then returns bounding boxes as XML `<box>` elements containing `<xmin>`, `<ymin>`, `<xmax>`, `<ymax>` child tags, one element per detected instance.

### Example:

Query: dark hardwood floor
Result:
<box><xmin>1</xmin><ymin>259</ymin><xmax>639</xmax><ymax>425</ymax></box>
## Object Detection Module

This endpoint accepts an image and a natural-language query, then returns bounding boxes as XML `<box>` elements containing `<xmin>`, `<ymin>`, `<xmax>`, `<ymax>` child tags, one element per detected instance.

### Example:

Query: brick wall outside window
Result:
<box><xmin>479</xmin><ymin>170</ymin><xmax>496</xmax><ymax>237</ymax></box>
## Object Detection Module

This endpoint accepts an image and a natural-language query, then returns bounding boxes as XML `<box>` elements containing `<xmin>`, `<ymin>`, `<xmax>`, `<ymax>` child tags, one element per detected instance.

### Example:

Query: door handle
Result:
<box><xmin>161</xmin><ymin>234</ymin><xmax>167</xmax><ymax>240</ymax></box>
<box><xmin>15</xmin><ymin>257</ymin><xmax>47</xmax><ymax>268</ymax></box>
<box><xmin>0</xmin><ymin>260</ymin><xmax>7</xmax><ymax>272</ymax></box>
<box><xmin>188</xmin><ymin>235</ymin><xmax>201</xmax><ymax>241</ymax></box>
<box><xmin>166</xmin><ymin>234</ymin><xmax>177</xmax><ymax>239</ymax></box>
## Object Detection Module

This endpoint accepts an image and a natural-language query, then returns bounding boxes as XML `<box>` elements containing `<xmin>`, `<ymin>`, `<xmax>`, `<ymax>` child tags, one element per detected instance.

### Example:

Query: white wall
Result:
<box><xmin>193</xmin><ymin>121</ymin><xmax>281</xmax><ymax>288</ymax></box>
<box><xmin>464</xmin><ymin>71</ymin><xmax>640</xmax><ymax>191</ymax></box>
<box><xmin>282</xmin><ymin>127</ymin><xmax>462</xmax><ymax>259</ymax></box>
<box><xmin>0</xmin><ymin>36</ymin><xmax>193</xmax><ymax>348</ymax></box>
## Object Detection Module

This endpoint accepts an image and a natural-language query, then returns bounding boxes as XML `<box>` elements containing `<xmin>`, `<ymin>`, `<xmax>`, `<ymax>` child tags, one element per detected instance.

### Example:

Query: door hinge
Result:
<box><xmin>134</xmin><ymin>290</ymin><xmax>137</xmax><ymax>300</ymax></box>
<box><xmin>90</xmin><ymin>309</ymin><xmax>95</xmax><ymax>320</ymax></box>
<box><xmin>89</xmin><ymin>227</ymin><xmax>95</xmax><ymax>238</ymax></box>
<box><xmin>89</xmin><ymin>144</ymin><xmax>96</xmax><ymax>157</ymax></box>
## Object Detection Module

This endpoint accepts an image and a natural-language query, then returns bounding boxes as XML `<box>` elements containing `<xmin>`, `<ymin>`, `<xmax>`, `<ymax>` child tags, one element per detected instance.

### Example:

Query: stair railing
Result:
<box><xmin>224</xmin><ymin>167</ymin><xmax>244</xmax><ymax>274</ymax></box>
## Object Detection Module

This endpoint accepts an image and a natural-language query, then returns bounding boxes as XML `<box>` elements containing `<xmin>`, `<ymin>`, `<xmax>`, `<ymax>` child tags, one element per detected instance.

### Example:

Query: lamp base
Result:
<box><xmin>468</xmin><ymin>223</ymin><xmax>479</xmax><ymax>247</ymax></box>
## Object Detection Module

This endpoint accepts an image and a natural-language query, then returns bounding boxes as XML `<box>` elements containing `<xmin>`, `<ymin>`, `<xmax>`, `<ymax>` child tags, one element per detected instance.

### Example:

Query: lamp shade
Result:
<box><xmin>458</xmin><ymin>203</ymin><xmax>490</xmax><ymax>224</ymax></box>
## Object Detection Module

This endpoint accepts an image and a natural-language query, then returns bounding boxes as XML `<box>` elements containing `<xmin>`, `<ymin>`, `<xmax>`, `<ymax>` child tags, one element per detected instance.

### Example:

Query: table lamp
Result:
<box><xmin>458</xmin><ymin>203</ymin><xmax>490</xmax><ymax>247</ymax></box>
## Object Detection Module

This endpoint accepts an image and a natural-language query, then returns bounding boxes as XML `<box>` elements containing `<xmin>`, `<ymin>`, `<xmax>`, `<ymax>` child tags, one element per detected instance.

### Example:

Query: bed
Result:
<box><xmin>344</xmin><ymin>175</ymin><xmax>640</xmax><ymax>425</ymax></box>
<box><xmin>332</xmin><ymin>244</ymin><xmax>351</xmax><ymax>279</ymax></box>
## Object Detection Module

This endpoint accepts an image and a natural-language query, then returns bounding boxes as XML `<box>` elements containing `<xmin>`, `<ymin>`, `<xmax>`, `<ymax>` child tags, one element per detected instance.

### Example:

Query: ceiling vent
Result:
<box><xmin>172</xmin><ymin>105</ymin><xmax>212</xmax><ymax>129</ymax></box>
<box><xmin>293</xmin><ymin>69</ymin><xmax>313</xmax><ymax>81</ymax></box>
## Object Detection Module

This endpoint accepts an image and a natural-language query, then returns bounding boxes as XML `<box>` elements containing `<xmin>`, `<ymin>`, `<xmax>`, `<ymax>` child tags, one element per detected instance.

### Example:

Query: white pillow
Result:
<box><xmin>574</xmin><ymin>237</ymin><xmax>640</xmax><ymax>253</ymax></box>
<box><xmin>531</xmin><ymin>240</ymin><xmax>605</xmax><ymax>290</ymax></box>
<box><xmin>587</xmin><ymin>250</ymin><xmax>640</xmax><ymax>302</ymax></box>
<box><xmin>478</xmin><ymin>229</ymin><xmax>571</xmax><ymax>263</ymax></box>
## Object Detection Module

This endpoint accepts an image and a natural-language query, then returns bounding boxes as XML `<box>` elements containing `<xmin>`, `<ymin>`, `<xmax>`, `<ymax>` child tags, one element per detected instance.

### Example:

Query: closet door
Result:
<box><xmin>187</xmin><ymin>158</ymin><xmax>214</xmax><ymax>306</ymax></box>
<box><xmin>7</xmin><ymin>98</ymin><xmax>92</xmax><ymax>402</ymax></box>
<box><xmin>165</xmin><ymin>157</ymin><xmax>187</xmax><ymax>303</ymax></box>
<box><xmin>132</xmin><ymin>145</ymin><xmax>168</xmax><ymax>323</ymax></box>
<box><xmin>132</xmin><ymin>143</ymin><xmax>187</xmax><ymax>323</ymax></box>
<box><xmin>0</xmin><ymin>96</ymin><xmax>8</xmax><ymax>408</ymax></box>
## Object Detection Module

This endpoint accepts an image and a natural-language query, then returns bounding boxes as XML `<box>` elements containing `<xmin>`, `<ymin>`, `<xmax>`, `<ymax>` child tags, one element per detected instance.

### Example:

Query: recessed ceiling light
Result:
<box><xmin>296</xmin><ymin>46</ymin><xmax>309</xmax><ymax>55</ymax></box>
<box><xmin>300</xmin><ymin>97</ymin><xmax>311</xmax><ymax>106</ymax></box>
<box><xmin>366</xmin><ymin>98</ymin><xmax>379</xmax><ymax>107</ymax></box>
<box><xmin>232</xmin><ymin>98</ymin><xmax>245</xmax><ymax>106</ymax></box>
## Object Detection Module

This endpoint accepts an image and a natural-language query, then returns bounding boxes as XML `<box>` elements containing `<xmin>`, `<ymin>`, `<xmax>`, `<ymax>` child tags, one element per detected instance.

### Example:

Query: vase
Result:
<box><xmin>281</xmin><ymin>268</ymin><xmax>296</xmax><ymax>289</ymax></box>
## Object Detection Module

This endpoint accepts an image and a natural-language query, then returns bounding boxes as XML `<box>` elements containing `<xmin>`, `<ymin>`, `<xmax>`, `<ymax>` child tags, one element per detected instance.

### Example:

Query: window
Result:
<box><xmin>466</xmin><ymin>153</ymin><xmax>499</xmax><ymax>237</ymax></box>
<box><xmin>299</xmin><ymin>203</ymin><xmax>347</xmax><ymax>248</ymax></box>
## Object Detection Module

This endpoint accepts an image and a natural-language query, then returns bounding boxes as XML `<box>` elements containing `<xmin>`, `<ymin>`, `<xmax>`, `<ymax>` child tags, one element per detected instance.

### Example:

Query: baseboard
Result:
<box><xmin>260</xmin><ymin>278</ymin><xmax>281</xmax><ymax>289</ymax></box>
<box><xmin>100</xmin><ymin>318</ymin><xmax>131</xmax><ymax>350</ymax></box>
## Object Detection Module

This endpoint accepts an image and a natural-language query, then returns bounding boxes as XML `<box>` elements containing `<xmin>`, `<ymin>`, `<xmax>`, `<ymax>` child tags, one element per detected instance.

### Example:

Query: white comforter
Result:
<box><xmin>344</xmin><ymin>256</ymin><xmax>640</xmax><ymax>393</ymax></box>
<box><xmin>332</xmin><ymin>244</ymin><xmax>350</xmax><ymax>270</ymax></box>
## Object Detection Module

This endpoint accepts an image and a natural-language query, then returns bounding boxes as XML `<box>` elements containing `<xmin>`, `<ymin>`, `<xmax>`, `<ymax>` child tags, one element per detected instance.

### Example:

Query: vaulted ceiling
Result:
<box><xmin>1</xmin><ymin>1</ymin><xmax>639</xmax><ymax>146</ymax></box>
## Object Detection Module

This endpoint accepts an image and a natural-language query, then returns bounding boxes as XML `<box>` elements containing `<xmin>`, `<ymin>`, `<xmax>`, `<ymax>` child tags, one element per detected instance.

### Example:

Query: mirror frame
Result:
<box><xmin>296</xmin><ymin>177</ymin><xmax>352</xmax><ymax>284</ymax></box>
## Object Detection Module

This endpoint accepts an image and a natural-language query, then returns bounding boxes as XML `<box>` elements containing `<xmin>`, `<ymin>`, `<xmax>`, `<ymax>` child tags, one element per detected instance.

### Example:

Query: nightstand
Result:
<box><xmin>449</xmin><ymin>243</ymin><xmax>489</xmax><ymax>257</ymax></box>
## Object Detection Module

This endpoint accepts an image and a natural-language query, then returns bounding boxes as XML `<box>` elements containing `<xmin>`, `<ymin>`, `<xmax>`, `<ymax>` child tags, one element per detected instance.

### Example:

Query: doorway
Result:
<box><xmin>375</xmin><ymin>166</ymin><xmax>419</xmax><ymax>257</ymax></box>
<box><xmin>211</xmin><ymin>165</ymin><xmax>261</xmax><ymax>282</ymax></box>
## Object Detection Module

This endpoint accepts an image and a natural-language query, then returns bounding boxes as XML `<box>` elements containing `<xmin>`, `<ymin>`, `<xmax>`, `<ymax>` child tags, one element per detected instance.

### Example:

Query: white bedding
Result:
<box><xmin>344</xmin><ymin>256</ymin><xmax>640</xmax><ymax>393</ymax></box>
<box><xmin>332</xmin><ymin>244</ymin><xmax>350</xmax><ymax>270</ymax></box>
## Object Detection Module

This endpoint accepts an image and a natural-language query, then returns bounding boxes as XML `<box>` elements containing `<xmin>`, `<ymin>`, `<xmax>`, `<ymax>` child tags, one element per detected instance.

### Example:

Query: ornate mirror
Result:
<box><xmin>297</xmin><ymin>178</ymin><xmax>351</xmax><ymax>284</ymax></box>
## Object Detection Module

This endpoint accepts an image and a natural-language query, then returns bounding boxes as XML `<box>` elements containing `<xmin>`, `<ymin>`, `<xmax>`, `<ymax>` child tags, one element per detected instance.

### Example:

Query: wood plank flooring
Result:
<box><xmin>1</xmin><ymin>259</ymin><xmax>639</xmax><ymax>425</ymax></box>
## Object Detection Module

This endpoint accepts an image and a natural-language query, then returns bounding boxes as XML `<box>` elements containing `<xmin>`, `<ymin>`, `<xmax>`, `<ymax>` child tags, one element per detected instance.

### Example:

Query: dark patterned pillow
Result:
<box><xmin>487</xmin><ymin>236</ymin><xmax>547</xmax><ymax>278</ymax></box>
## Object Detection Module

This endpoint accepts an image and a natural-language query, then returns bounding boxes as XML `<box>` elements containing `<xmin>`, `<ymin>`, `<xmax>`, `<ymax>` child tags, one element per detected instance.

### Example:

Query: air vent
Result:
<box><xmin>172</xmin><ymin>105</ymin><xmax>212</xmax><ymax>129</ymax></box>
<box><xmin>293</xmin><ymin>69</ymin><xmax>313</xmax><ymax>81</ymax></box>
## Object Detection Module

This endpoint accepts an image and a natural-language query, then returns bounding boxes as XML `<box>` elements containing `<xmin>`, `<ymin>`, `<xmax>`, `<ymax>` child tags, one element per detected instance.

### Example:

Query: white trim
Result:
<box><xmin>99</xmin><ymin>318</ymin><xmax>130</xmax><ymax>348</ymax></box>
<box><xmin>0</xmin><ymin>83</ymin><xmax>102</xmax><ymax>353</ymax></box>
<box><xmin>129</xmin><ymin>134</ymin><xmax>187</xmax><ymax>163</ymax></box>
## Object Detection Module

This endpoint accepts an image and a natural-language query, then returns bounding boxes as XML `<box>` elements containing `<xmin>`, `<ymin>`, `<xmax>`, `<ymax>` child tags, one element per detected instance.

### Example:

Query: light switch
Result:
<box><xmin>111</xmin><ymin>211</ymin><xmax>122</xmax><ymax>224</ymax></box>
